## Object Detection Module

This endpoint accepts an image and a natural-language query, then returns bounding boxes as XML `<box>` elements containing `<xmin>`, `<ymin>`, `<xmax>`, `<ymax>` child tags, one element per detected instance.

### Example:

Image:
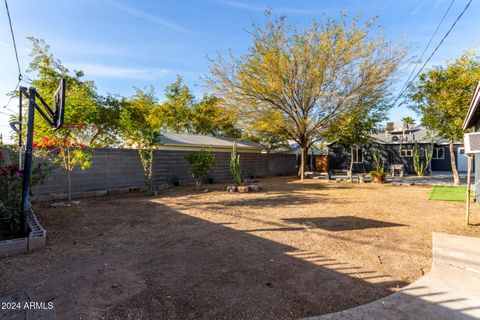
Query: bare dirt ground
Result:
<box><xmin>1</xmin><ymin>176</ymin><xmax>479</xmax><ymax>320</ymax></box>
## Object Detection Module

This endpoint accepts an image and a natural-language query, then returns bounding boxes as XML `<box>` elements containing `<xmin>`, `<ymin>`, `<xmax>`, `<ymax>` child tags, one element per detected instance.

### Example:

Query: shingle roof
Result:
<box><xmin>158</xmin><ymin>132</ymin><xmax>264</xmax><ymax>150</ymax></box>
<box><xmin>370</xmin><ymin>128</ymin><xmax>451</xmax><ymax>144</ymax></box>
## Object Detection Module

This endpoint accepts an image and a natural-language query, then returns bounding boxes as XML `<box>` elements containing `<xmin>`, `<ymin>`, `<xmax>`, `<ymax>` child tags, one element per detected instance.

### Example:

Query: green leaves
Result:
<box><xmin>207</xmin><ymin>13</ymin><xmax>405</xmax><ymax>155</ymax></box>
<box><xmin>408</xmin><ymin>50</ymin><xmax>480</xmax><ymax>141</ymax></box>
<box><xmin>158</xmin><ymin>77</ymin><xmax>240</xmax><ymax>137</ymax></box>
<box><xmin>185</xmin><ymin>149</ymin><xmax>216</xmax><ymax>188</ymax></box>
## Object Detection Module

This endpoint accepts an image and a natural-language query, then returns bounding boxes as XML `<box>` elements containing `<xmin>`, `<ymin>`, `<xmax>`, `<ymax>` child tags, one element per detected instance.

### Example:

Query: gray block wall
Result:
<box><xmin>33</xmin><ymin>148</ymin><xmax>296</xmax><ymax>196</ymax></box>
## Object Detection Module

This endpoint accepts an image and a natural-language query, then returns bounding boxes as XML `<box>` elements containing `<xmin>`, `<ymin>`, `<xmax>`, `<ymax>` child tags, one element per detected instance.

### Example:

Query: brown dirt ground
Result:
<box><xmin>1</xmin><ymin>176</ymin><xmax>480</xmax><ymax>320</ymax></box>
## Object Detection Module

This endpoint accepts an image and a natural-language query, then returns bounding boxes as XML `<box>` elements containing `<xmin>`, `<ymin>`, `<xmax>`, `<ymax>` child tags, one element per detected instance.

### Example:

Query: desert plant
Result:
<box><xmin>372</xmin><ymin>148</ymin><xmax>385</xmax><ymax>174</ymax></box>
<box><xmin>369</xmin><ymin>148</ymin><xmax>386</xmax><ymax>183</ymax></box>
<box><xmin>369</xmin><ymin>170</ymin><xmax>386</xmax><ymax>182</ymax></box>
<box><xmin>185</xmin><ymin>149</ymin><xmax>216</xmax><ymax>189</ymax></box>
<box><xmin>230</xmin><ymin>142</ymin><xmax>242</xmax><ymax>185</ymax></box>
<box><xmin>413</xmin><ymin>142</ymin><xmax>433</xmax><ymax>176</ymax></box>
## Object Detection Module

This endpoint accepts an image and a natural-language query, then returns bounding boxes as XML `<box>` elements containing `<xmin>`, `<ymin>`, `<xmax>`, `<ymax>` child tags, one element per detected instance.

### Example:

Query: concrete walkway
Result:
<box><xmin>389</xmin><ymin>172</ymin><xmax>474</xmax><ymax>186</ymax></box>
<box><xmin>304</xmin><ymin>232</ymin><xmax>480</xmax><ymax>320</ymax></box>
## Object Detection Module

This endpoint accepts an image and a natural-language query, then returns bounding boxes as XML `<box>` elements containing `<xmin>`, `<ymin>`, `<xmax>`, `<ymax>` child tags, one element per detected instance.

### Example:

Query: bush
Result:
<box><xmin>0</xmin><ymin>146</ymin><xmax>53</xmax><ymax>236</ymax></box>
<box><xmin>185</xmin><ymin>149</ymin><xmax>215</xmax><ymax>189</ymax></box>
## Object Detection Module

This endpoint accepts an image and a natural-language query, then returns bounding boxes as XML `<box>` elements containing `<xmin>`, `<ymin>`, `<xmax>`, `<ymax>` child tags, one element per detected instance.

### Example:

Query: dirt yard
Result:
<box><xmin>1</xmin><ymin>177</ymin><xmax>479</xmax><ymax>320</ymax></box>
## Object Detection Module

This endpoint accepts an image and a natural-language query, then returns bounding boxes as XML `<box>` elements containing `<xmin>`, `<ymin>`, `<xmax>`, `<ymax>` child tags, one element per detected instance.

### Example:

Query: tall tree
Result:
<box><xmin>401</xmin><ymin>116</ymin><xmax>415</xmax><ymax>130</ymax></box>
<box><xmin>207</xmin><ymin>14</ymin><xmax>405</xmax><ymax>179</ymax></box>
<box><xmin>27</xmin><ymin>37</ymin><xmax>117</xmax><ymax>146</ymax></box>
<box><xmin>119</xmin><ymin>87</ymin><xmax>161</xmax><ymax>194</ymax></box>
<box><xmin>326</xmin><ymin>103</ymin><xmax>387</xmax><ymax>179</ymax></box>
<box><xmin>26</xmin><ymin>37</ymin><xmax>117</xmax><ymax>202</ymax></box>
<box><xmin>158</xmin><ymin>77</ymin><xmax>240</xmax><ymax>137</ymax></box>
<box><xmin>190</xmin><ymin>94</ymin><xmax>241</xmax><ymax>137</ymax></box>
<box><xmin>158</xmin><ymin>76</ymin><xmax>194</xmax><ymax>133</ymax></box>
<box><xmin>408</xmin><ymin>50</ymin><xmax>480</xmax><ymax>185</ymax></box>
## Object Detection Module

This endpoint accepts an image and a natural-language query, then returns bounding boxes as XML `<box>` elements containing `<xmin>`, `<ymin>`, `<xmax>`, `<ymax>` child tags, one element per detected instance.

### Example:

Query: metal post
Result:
<box><xmin>19</xmin><ymin>87</ymin><xmax>36</xmax><ymax>236</ymax></box>
<box><xmin>18</xmin><ymin>90</ymin><xmax>22</xmax><ymax>169</ymax></box>
<box><xmin>466</xmin><ymin>154</ymin><xmax>472</xmax><ymax>225</ymax></box>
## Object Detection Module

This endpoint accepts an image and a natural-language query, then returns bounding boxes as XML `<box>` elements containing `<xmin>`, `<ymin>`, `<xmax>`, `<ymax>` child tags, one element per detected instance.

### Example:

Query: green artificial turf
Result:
<box><xmin>428</xmin><ymin>186</ymin><xmax>468</xmax><ymax>202</ymax></box>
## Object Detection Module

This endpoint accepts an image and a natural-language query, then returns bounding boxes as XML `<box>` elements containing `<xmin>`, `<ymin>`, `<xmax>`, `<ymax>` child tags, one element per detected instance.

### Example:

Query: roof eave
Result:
<box><xmin>462</xmin><ymin>82</ymin><xmax>480</xmax><ymax>130</ymax></box>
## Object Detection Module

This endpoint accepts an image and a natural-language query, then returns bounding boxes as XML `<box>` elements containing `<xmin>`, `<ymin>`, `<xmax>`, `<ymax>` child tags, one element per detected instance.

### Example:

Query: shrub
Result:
<box><xmin>0</xmin><ymin>146</ymin><xmax>53</xmax><ymax>236</ymax></box>
<box><xmin>185</xmin><ymin>149</ymin><xmax>215</xmax><ymax>189</ymax></box>
<box><xmin>369</xmin><ymin>148</ymin><xmax>386</xmax><ymax>182</ymax></box>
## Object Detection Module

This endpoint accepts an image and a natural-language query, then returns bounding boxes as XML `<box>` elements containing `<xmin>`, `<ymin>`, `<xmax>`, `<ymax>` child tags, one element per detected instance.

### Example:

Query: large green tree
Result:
<box><xmin>326</xmin><ymin>103</ymin><xmax>387</xmax><ymax>179</ymax></box>
<box><xmin>408</xmin><ymin>50</ymin><xmax>480</xmax><ymax>185</ymax></box>
<box><xmin>190</xmin><ymin>94</ymin><xmax>241</xmax><ymax>137</ymax></box>
<box><xmin>26</xmin><ymin>37</ymin><xmax>118</xmax><ymax>202</ymax></box>
<box><xmin>158</xmin><ymin>76</ymin><xmax>240</xmax><ymax>137</ymax></box>
<box><xmin>119</xmin><ymin>87</ymin><xmax>161</xmax><ymax>194</ymax></box>
<box><xmin>207</xmin><ymin>14</ymin><xmax>406</xmax><ymax>179</ymax></box>
<box><xmin>27</xmin><ymin>37</ymin><xmax>117</xmax><ymax>145</ymax></box>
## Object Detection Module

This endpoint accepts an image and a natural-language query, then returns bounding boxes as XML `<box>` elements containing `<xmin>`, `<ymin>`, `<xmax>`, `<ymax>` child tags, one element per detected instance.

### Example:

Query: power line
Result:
<box><xmin>4</xmin><ymin>0</ymin><xmax>22</xmax><ymax>81</ymax></box>
<box><xmin>3</xmin><ymin>78</ymin><xmax>20</xmax><ymax>110</ymax></box>
<box><xmin>393</xmin><ymin>0</ymin><xmax>472</xmax><ymax>106</ymax></box>
<box><xmin>393</xmin><ymin>0</ymin><xmax>455</xmax><ymax>107</ymax></box>
<box><xmin>0</xmin><ymin>109</ymin><xmax>14</xmax><ymax>117</ymax></box>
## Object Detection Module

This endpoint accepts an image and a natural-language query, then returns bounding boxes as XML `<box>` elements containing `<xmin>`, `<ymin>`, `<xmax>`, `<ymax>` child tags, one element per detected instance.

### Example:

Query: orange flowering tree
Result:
<box><xmin>36</xmin><ymin>125</ymin><xmax>94</xmax><ymax>203</ymax></box>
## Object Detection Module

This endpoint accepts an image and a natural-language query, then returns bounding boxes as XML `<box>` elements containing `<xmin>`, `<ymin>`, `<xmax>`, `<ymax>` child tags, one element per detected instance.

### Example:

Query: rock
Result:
<box><xmin>248</xmin><ymin>184</ymin><xmax>262</xmax><ymax>192</ymax></box>
<box><xmin>50</xmin><ymin>202</ymin><xmax>69</xmax><ymax>208</ymax></box>
<box><xmin>237</xmin><ymin>185</ymin><xmax>249</xmax><ymax>193</ymax></box>
<box><xmin>225</xmin><ymin>185</ymin><xmax>237</xmax><ymax>192</ymax></box>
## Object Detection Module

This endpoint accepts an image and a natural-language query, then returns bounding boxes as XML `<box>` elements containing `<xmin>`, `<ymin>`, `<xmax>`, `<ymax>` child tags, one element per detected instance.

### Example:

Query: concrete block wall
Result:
<box><xmin>33</xmin><ymin>148</ymin><xmax>296</xmax><ymax>196</ymax></box>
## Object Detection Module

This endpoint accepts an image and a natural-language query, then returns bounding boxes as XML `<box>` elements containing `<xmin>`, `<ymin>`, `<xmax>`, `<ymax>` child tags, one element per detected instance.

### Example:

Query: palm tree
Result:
<box><xmin>401</xmin><ymin>117</ymin><xmax>415</xmax><ymax>140</ymax></box>
<box><xmin>402</xmin><ymin>117</ymin><xmax>415</xmax><ymax>130</ymax></box>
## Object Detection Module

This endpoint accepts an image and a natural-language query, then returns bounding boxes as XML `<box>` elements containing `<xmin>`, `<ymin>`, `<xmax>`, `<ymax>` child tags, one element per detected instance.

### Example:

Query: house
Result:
<box><xmin>462</xmin><ymin>82</ymin><xmax>480</xmax><ymax>184</ymax></box>
<box><xmin>328</xmin><ymin>121</ymin><xmax>466</xmax><ymax>175</ymax></box>
<box><xmin>271</xmin><ymin>140</ymin><xmax>328</xmax><ymax>172</ymax></box>
<box><xmin>157</xmin><ymin>132</ymin><xmax>264</xmax><ymax>153</ymax></box>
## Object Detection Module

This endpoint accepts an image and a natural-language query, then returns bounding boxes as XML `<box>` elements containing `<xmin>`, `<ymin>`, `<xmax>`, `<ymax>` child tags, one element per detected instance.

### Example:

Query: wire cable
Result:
<box><xmin>3</xmin><ymin>78</ymin><xmax>20</xmax><ymax>109</ymax></box>
<box><xmin>4</xmin><ymin>0</ymin><xmax>22</xmax><ymax>80</ymax></box>
<box><xmin>393</xmin><ymin>0</ymin><xmax>456</xmax><ymax>107</ymax></box>
<box><xmin>393</xmin><ymin>0</ymin><xmax>473</xmax><ymax>107</ymax></box>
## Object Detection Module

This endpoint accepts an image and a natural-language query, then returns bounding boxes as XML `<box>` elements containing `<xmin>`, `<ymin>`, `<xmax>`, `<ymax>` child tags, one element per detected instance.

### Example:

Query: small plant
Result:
<box><xmin>369</xmin><ymin>170</ymin><xmax>386</xmax><ymax>183</ymax></box>
<box><xmin>185</xmin><ymin>148</ymin><xmax>216</xmax><ymax>189</ymax></box>
<box><xmin>413</xmin><ymin>142</ymin><xmax>433</xmax><ymax>176</ymax></box>
<box><xmin>230</xmin><ymin>142</ymin><xmax>242</xmax><ymax>185</ymax></box>
<box><xmin>370</xmin><ymin>148</ymin><xmax>386</xmax><ymax>183</ymax></box>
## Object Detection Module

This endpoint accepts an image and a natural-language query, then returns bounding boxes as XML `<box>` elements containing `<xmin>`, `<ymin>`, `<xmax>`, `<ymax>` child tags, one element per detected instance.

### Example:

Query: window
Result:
<box><xmin>400</xmin><ymin>149</ymin><xmax>413</xmax><ymax>157</ymax></box>
<box><xmin>432</xmin><ymin>147</ymin><xmax>445</xmax><ymax>159</ymax></box>
<box><xmin>352</xmin><ymin>147</ymin><xmax>363</xmax><ymax>163</ymax></box>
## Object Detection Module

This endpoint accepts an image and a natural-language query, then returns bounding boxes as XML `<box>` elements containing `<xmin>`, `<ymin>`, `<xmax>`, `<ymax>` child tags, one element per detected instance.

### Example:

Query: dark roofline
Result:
<box><xmin>463</xmin><ymin>82</ymin><xmax>480</xmax><ymax>130</ymax></box>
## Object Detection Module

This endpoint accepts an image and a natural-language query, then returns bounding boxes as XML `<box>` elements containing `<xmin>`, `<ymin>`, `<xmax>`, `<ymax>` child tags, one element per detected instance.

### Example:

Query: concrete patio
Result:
<box><xmin>305</xmin><ymin>232</ymin><xmax>480</xmax><ymax>320</ymax></box>
<box><xmin>389</xmin><ymin>171</ymin><xmax>474</xmax><ymax>186</ymax></box>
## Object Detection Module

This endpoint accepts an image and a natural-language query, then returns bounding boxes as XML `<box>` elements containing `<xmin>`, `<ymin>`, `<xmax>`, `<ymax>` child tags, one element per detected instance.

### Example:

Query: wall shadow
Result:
<box><xmin>1</xmin><ymin>196</ymin><xmax>476</xmax><ymax>320</ymax></box>
<box><xmin>283</xmin><ymin>216</ymin><xmax>407</xmax><ymax>232</ymax></box>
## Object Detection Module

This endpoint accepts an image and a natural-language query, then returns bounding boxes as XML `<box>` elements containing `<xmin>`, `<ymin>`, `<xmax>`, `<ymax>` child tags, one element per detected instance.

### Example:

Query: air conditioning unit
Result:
<box><xmin>464</xmin><ymin>132</ymin><xmax>480</xmax><ymax>154</ymax></box>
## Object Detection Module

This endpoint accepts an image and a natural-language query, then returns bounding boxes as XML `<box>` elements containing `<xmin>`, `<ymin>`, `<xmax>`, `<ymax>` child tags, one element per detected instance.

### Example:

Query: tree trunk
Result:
<box><xmin>67</xmin><ymin>170</ymin><xmax>72</xmax><ymax>204</ymax></box>
<box><xmin>349</xmin><ymin>146</ymin><xmax>354</xmax><ymax>182</ymax></box>
<box><xmin>449</xmin><ymin>140</ymin><xmax>460</xmax><ymax>186</ymax></box>
<box><xmin>298</xmin><ymin>146</ymin><xmax>307</xmax><ymax>181</ymax></box>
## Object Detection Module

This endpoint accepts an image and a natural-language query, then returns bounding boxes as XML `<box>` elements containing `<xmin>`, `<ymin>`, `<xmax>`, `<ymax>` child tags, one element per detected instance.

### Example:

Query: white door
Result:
<box><xmin>457</xmin><ymin>147</ymin><xmax>468</xmax><ymax>172</ymax></box>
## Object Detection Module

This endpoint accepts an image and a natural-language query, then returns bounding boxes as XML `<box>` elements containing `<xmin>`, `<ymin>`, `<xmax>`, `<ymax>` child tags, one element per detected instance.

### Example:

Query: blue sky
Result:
<box><xmin>1</xmin><ymin>0</ymin><xmax>479</xmax><ymax>142</ymax></box>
